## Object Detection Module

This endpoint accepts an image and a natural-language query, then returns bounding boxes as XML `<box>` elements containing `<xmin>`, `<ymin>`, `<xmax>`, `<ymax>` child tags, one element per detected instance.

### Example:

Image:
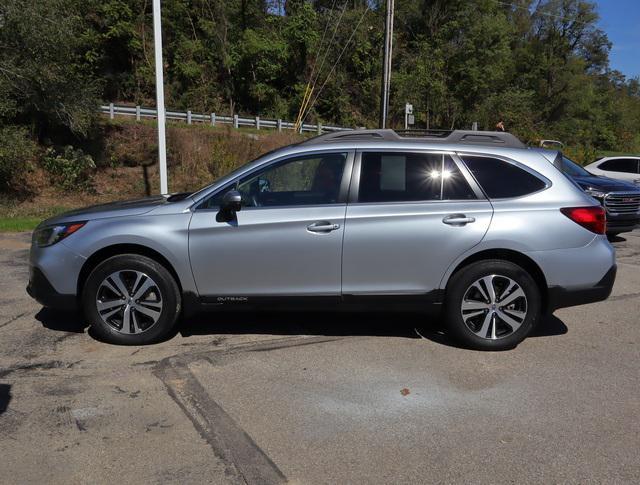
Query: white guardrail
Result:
<box><xmin>99</xmin><ymin>104</ymin><xmax>352</xmax><ymax>134</ymax></box>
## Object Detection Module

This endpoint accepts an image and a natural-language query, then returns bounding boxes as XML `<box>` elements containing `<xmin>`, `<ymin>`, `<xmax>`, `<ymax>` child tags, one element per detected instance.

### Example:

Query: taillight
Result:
<box><xmin>560</xmin><ymin>206</ymin><xmax>606</xmax><ymax>234</ymax></box>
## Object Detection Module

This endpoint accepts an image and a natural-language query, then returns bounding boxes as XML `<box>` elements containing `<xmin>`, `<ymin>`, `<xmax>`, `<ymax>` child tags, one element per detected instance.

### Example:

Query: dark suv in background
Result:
<box><xmin>556</xmin><ymin>155</ymin><xmax>640</xmax><ymax>236</ymax></box>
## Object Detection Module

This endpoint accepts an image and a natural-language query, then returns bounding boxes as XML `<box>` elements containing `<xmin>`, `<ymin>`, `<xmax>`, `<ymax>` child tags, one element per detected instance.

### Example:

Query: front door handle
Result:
<box><xmin>307</xmin><ymin>221</ymin><xmax>340</xmax><ymax>233</ymax></box>
<box><xmin>442</xmin><ymin>214</ymin><xmax>476</xmax><ymax>226</ymax></box>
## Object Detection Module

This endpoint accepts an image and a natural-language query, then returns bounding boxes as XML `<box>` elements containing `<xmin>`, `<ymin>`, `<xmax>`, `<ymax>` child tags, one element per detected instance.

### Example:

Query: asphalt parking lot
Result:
<box><xmin>1</xmin><ymin>231</ymin><xmax>639</xmax><ymax>484</ymax></box>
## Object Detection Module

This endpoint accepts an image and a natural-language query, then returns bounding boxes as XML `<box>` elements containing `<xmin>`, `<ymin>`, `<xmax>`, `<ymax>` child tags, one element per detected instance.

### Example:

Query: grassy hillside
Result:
<box><xmin>2</xmin><ymin>117</ymin><xmax>638</xmax><ymax>233</ymax></box>
<box><xmin>0</xmin><ymin>119</ymin><xmax>303</xmax><ymax>231</ymax></box>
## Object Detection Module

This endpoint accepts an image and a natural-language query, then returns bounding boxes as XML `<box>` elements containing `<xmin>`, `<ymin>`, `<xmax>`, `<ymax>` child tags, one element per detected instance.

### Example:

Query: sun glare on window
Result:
<box><xmin>429</xmin><ymin>169</ymin><xmax>452</xmax><ymax>179</ymax></box>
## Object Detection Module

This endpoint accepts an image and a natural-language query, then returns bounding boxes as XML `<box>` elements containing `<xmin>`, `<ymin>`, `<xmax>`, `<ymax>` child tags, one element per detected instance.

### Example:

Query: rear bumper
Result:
<box><xmin>547</xmin><ymin>264</ymin><xmax>616</xmax><ymax>311</ymax></box>
<box><xmin>27</xmin><ymin>266</ymin><xmax>78</xmax><ymax>311</ymax></box>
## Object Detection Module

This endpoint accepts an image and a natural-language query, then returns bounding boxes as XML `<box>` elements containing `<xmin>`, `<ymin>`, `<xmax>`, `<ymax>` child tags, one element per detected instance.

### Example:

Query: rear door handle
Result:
<box><xmin>442</xmin><ymin>214</ymin><xmax>476</xmax><ymax>226</ymax></box>
<box><xmin>307</xmin><ymin>221</ymin><xmax>340</xmax><ymax>233</ymax></box>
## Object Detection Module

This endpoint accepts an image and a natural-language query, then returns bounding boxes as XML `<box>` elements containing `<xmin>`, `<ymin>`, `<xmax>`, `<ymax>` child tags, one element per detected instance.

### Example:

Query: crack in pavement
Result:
<box><xmin>0</xmin><ymin>359</ymin><xmax>82</xmax><ymax>379</ymax></box>
<box><xmin>0</xmin><ymin>311</ymin><xmax>29</xmax><ymax>330</ymax></box>
<box><xmin>153</xmin><ymin>335</ymin><xmax>344</xmax><ymax>485</ymax></box>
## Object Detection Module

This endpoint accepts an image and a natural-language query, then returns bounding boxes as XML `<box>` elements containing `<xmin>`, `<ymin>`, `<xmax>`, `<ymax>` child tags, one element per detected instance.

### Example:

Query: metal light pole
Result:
<box><xmin>379</xmin><ymin>0</ymin><xmax>394</xmax><ymax>129</ymax></box>
<box><xmin>153</xmin><ymin>0</ymin><xmax>168</xmax><ymax>194</ymax></box>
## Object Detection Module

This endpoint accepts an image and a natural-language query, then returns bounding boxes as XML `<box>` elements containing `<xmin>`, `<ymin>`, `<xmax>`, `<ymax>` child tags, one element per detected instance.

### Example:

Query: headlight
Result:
<box><xmin>585</xmin><ymin>188</ymin><xmax>606</xmax><ymax>199</ymax></box>
<box><xmin>33</xmin><ymin>222</ymin><xmax>86</xmax><ymax>247</ymax></box>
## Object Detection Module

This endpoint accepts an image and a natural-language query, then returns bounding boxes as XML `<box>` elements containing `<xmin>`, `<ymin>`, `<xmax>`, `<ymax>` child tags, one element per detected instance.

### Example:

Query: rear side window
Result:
<box><xmin>358</xmin><ymin>152</ymin><xmax>476</xmax><ymax>203</ymax></box>
<box><xmin>462</xmin><ymin>156</ymin><xmax>546</xmax><ymax>198</ymax></box>
<box><xmin>599</xmin><ymin>158</ymin><xmax>639</xmax><ymax>174</ymax></box>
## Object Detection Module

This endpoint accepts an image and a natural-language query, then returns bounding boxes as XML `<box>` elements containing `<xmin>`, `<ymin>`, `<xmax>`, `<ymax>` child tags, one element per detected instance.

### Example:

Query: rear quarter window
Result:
<box><xmin>462</xmin><ymin>156</ymin><xmax>547</xmax><ymax>199</ymax></box>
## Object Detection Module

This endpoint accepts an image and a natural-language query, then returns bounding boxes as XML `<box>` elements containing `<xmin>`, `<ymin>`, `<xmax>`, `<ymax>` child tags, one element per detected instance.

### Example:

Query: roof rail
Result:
<box><xmin>394</xmin><ymin>129</ymin><xmax>451</xmax><ymax>138</ymax></box>
<box><xmin>302</xmin><ymin>129</ymin><xmax>526</xmax><ymax>149</ymax></box>
<box><xmin>300</xmin><ymin>129</ymin><xmax>399</xmax><ymax>144</ymax></box>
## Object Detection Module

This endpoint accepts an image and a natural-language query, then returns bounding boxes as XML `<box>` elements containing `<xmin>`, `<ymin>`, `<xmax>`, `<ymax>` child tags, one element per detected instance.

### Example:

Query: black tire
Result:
<box><xmin>444</xmin><ymin>260</ymin><xmax>541</xmax><ymax>351</ymax></box>
<box><xmin>82</xmin><ymin>254</ymin><xmax>181</xmax><ymax>345</ymax></box>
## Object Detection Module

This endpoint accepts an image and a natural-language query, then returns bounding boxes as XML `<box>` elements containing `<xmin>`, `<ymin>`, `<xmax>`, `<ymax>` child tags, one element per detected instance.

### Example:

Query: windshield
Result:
<box><xmin>560</xmin><ymin>156</ymin><xmax>592</xmax><ymax>177</ymax></box>
<box><xmin>189</xmin><ymin>146</ymin><xmax>288</xmax><ymax>200</ymax></box>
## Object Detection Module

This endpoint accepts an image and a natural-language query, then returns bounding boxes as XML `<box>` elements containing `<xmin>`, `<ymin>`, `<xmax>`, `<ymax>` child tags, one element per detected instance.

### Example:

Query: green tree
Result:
<box><xmin>2</xmin><ymin>0</ymin><xmax>640</xmax><ymax>164</ymax></box>
<box><xmin>0</xmin><ymin>0</ymin><xmax>102</xmax><ymax>137</ymax></box>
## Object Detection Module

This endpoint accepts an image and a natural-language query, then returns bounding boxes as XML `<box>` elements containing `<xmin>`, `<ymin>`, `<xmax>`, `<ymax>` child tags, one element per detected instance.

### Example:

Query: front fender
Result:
<box><xmin>62</xmin><ymin>212</ymin><xmax>197</xmax><ymax>294</ymax></box>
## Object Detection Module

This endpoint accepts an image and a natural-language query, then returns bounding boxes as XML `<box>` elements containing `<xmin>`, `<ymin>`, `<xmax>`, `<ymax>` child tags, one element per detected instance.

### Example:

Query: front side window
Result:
<box><xmin>199</xmin><ymin>152</ymin><xmax>348</xmax><ymax>210</ymax></box>
<box><xmin>462</xmin><ymin>156</ymin><xmax>546</xmax><ymax>198</ymax></box>
<box><xmin>357</xmin><ymin>152</ymin><xmax>476</xmax><ymax>203</ymax></box>
<box><xmin>599</xmin><ymin>158</ymin><xmax>639</xmax><ymax>174</ymax></box>
<box><xmin>237</xmin><ymin>152</ymin><xmax>347</xmax><ymax>208</ymax></box>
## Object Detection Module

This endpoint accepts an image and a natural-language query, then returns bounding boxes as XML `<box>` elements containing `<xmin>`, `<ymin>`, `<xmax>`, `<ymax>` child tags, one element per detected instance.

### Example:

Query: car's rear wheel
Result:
<box><xmin>82</xmin><ymin>254</ymin><xmax>181</xmax><ymax>345</ymax></box>
<box><xmin>444</xmin><ymin>260</ymin><xmax>541</xmax><ymax>351</ymax></box>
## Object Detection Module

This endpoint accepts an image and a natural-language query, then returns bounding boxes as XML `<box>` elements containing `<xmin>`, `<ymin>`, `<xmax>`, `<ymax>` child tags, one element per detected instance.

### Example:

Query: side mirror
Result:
<box><xmin>217</xmin><ymin>190</ymin><xmax>242</xmax><ymax>222</ymax></box>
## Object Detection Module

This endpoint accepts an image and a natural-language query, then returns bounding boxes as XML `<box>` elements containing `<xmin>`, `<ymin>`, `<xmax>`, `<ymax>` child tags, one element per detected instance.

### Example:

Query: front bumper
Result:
<box><xmin>27</xmin><ymin>266</ymin><xmax>78</xmax><ymax>311</ymax></box>
<box><xmin>27</xmin><ymin>238</ymin><xmax>86</xmax><ymax>311</ymax></box>
<box><xmin>606</xmin><ymin>213</ymin><xmax>640</xmax><ymax>234</ymax></box>
<box><xmin>547</xmin><ymin>264</ymin><xmax>617</xmax><ymax>311</ymax></box>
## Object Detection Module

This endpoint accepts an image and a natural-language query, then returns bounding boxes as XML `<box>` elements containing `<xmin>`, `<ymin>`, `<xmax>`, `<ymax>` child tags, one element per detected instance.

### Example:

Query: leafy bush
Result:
<box><xmin>42</xmin><ymin>146</ymin><xmax>96</xmax><ymax>191</ymax></box>
<box><xmin>0</xmin><ymin>126</ymin><xmax>37</xmax><ymax>192</ymax></box>
<box><xmin>563</xmin><ymin>145</ymin><xmax>599</xmax><ymax>166</ymax></box>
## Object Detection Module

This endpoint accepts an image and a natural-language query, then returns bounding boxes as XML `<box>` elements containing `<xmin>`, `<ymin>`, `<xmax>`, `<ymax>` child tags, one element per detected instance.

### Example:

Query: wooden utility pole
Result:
<box><xmin>379</xmin><ymin>0</ymin><xmax>394</xmax><ymax>128</ymax></box>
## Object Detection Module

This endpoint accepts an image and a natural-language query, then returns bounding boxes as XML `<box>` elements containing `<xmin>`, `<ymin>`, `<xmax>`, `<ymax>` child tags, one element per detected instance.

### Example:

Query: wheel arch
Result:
<box><xmin>77</xmin><ymin>244</ymin><xmax>183</xmax><ymax>298</ymax></box>
<box><xmin>444</xmin><ymin>248</ymin><xmax>549</xmax><ymax>311</ymax></box>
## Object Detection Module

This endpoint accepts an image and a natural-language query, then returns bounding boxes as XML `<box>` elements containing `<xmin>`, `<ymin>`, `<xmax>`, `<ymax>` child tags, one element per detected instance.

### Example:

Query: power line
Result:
<box><xmin>294</xmin><ymin>0</ymin><xmax>337</xmax><ymax>130</ymax></box>
<box><xmin>306</xmin><ymin>0</ymin><xmax>338</xmax><ymax>84</ymax></box>
<box><xmin>310</xmin><ymin>1</ymin><xmax>349</xmax><ymax>92</ymax></box>
<box><xmin>295</xmin><ymin>1</ymin><xmax>348</xmax><ymax>131</ymax></box>
<box><xmin>300</xmin><ymin>5</ymin><xmax>371</xmax><ymax>128</ymax></box>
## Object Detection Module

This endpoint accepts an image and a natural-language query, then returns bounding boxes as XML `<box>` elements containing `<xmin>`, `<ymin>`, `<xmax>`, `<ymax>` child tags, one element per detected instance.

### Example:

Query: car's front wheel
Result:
<box><xmin>444</xmin><ymin>260</ymin><xmax>541</xmax><ymax>351</ymax></box>
<box><xmin>82</xmin><ymin>254</ymin><xmax>181</xmax><ymax>345</ymax></box>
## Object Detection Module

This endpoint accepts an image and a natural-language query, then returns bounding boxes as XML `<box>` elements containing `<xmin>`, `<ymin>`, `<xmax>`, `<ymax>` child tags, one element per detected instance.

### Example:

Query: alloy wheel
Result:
<box><xmin>95</xmin><ymin>270</ymin><xmax>163</xmax><ymax>334</ymax></box>
<box><xmin>460</xmin><ymin>274</ymin><xmax>528</xmax><ymax>340</ymax></box>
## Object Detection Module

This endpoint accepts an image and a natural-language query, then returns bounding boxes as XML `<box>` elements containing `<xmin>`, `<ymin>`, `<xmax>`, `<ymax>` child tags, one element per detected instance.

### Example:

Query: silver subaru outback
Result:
<box><xmin>27</xmin><ymin>130</ymin><xmax>616</xmax><ymax>350</ymax></box>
